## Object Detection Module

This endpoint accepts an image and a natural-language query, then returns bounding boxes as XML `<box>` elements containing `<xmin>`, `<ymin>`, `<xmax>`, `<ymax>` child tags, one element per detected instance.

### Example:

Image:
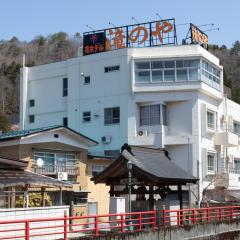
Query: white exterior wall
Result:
<box><xmin>20</xmin><ymin>44</ymin><xmax>240</xmax><ymax>205</ymax></box>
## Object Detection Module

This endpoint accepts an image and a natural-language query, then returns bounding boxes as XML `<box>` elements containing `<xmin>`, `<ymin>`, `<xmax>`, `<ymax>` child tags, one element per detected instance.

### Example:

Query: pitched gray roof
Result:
<box><xmin>0</xmin><ymin>125</ymin><xmax>98</xmax><ymax>145</ymax></box>
<box><xmin>92</xmin><ymin>146</ymin><xmax>198</xmax><ymax>185</ymax></box>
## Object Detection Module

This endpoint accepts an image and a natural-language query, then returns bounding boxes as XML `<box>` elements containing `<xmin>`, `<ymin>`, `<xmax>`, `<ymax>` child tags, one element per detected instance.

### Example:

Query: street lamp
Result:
<box><xmin>127</xmin><ymin>160</ymin><xmax>133</xmax><ymax>213</ymax></box>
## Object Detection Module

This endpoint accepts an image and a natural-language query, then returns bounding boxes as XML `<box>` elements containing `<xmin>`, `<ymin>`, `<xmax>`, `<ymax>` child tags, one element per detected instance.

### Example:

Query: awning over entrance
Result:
<box><xmin>92</xmin><ymin>145</ymin><xmax>198</xmax><ymax>186</ymax></box>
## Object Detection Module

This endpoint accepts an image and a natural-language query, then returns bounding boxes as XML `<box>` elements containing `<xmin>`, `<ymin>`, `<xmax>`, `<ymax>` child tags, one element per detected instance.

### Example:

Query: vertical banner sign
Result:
<box><xmin>83</xmin><ymin>19</ymin><xmax>176</xmax><ymax>55</ymax></box>
<box><xmin>190</xmin><ymin>23</ymin><xmax>208</xmax><ymax>49</ymax></box>
<box><xmin>83</xmin><ymin>32</ymin><xmax>105</xmax><ymax>55</ymax></box>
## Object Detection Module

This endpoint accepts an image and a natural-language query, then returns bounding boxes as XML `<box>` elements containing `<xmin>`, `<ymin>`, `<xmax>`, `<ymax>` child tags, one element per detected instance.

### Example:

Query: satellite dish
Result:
<box><xmin>36</xmin><ymin>158</ymin><xmax>44</xmax><ymax>167</ymax></box>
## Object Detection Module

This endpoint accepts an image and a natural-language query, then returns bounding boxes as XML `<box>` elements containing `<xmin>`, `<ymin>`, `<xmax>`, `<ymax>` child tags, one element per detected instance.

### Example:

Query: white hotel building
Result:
<box><xmin>20</xmin><ymin>44</ymin><xmax>240</xmax><ymax>204</ymax></box>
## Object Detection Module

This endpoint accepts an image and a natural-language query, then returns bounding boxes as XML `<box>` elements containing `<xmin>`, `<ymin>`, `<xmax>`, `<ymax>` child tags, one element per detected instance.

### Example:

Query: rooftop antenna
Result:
<box><xmin>155</xmin><ymin>13</ymin><xmax>163</xmax><ymax>20</ymax></box>
<box><xmin>86</xmin><ymin>25</ymin><xmax>95</xmax><ymax>31</ymax></box>
<box><xmin>203</xmin><ymin>27</ymin><xmax>220</xmax><ymax>33</ymax></box>
<box><xmin>176</xmin><ymin>22</ymin><xmax>190</xmax><ymax>27</ymax></box>
<box><xmin>197</xmin><ymin>23</ymin><xmax>214</xmax><ymax>28</ymax></box>
<box><xmin>132</xmin><ymin>16</ymin><xmax>140</xmax><ymax>24</ymax></box>
<box><xmin>109</xmin><ymin>22</ymin><xmax>117</xmax><ymax>28</ymax></box>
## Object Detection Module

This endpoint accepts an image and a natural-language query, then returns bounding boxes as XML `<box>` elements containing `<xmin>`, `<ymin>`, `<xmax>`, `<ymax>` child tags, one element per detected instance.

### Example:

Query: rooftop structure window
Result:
<box><xmin>104</xmin><ymin>65</ymin><xmax>120</xmax><ymax>73</ymax></box>
<box><xmin>104</xmin><ymin>107</ymin><xmax>120</xmax><ymax>125</ymax></box>
<box><xmin>135</xmin><ymin>58</ymin><xmax>221</xmax><ymax>90</ymax></box>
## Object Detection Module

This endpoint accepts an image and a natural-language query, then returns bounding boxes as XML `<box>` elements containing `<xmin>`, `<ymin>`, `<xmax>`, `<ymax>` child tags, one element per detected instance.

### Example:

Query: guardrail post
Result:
<box><xmin>139</xmin><ymin>212</ymin><xmax>142</xmax><ymax>231</ymax></box>
<box><xmin>177</xmin><ymin>210</ymin><xmax>180</xmax><ymax>226</ymax></box>
<box><xmin>207</xmin><ymin>208</ymin><xmax>210</xmax><ymax>223</ymax></box>
<box><xmin>162</xmin><ymin>205</ymin><xmax>166</xmax><ymax>227</ymax></box>
<box><xmin>121</xmin><ymin>214</ymin><xmax>125</xmax><ymax>233</ymax></box>
<box><xmin>219</xmin><ymin>208</ymin><xmax>222</xmax><ymax>222</ymax></box>
<box><xmin>192</xmin><ymin>209</ymin><xmax>196</xmax><ymax>224</ymax></box>
<box><xmin>153</xmin><ymin>210</ymin><xmax>157</xmax><ymax>230</ymax></box>
<box><xmin>25</xmin><ymin>221</ymin><xmax>29</xmax><ymax>240</ymax></box>
<box><xmin>231</xmin><ymin>207</ymin><xmax>234</xmax><ymax>220</ymax></box>
<box><xmin>95</xmin><ymin>216</ymin><xmax>99</xmax><ymax>236</ymax></box>
<box><xmin>64</xmin><ymin>210</ymin><xmax>68</xmax><ymax>240</ymax></box>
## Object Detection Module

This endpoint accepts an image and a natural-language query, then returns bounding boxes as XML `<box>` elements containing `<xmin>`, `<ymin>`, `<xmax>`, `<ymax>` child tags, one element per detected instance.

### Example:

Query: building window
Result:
<box><xmin>63</xmin><ymin>78</ymin><xmax>68</xmax><ymax>97</ymax></box>
<box><xmin>135</xmin><ymin>59</ymin><xmax>200</xmax><ymax>83</ymax></box>
<box><xmin>63</xmin><ymin>117</ymin><xmax>68</xmax><ymax>127</ymax></box>
<box><xmin>92</xmin><ymin>165</ymin><xmax>106</xmax><ymax>176</ymax></box>
<box><xmin>135</xmin><ymin>59</ymin><xmax>221</xmax><ymax>90</ymax></box>
<box><xmin>29</xmin><ymin>115</ymin><xmax>35</xmax><ymax>123</ymax></box>
<box><xmin>83</xmin><ymin>111</ymin><xmax>91</xmax><ymax>123</ymax></box>
<box><xmin>234</xmin><ymin>122</ymin><xmax>240</xmax><ymax>135</ymax></box>
<box><xmin>104</xmin><ymin>65</ymin><xmax>120</xmax><ymax>73</ymax></box>
<box><xmin>34</xmin><ymin>151</ymin><xmax>76</xmax><ymax>171</ymax></box>
<box><xmin>140</xmin><ymin>104</ymin><xmax>161</xmax><ymax>126</ymax></box>
<box><xmin>234</xmin><ymin>159</ymin><xmax>240</xmax><ymax>174</ymax></box>
<box><xmin>104</xmin><ymin>150</ymin><xmax>120</xmax><ymax>157</ymax></box>
<box><xmin>84</xmin><ymin>76</ymin><xmax>90</xmax><ymax>85</ymax></box>
<box><xmin>104</xmin><ymin>107</ymin><xmax>120</xmax><ymax>125</ymax></box>
<box><xmin>207</xmin><ymin>110</ymin><xmax>215</xmax><ymax>130</ymax></box>
<box><xmin>29</xmin><ymin>99</ymin><xmax>35</xmax><ymax>107</ymax></box>
<box><xmin>207</xmin><ymin>153</ymin><xmax>215</xmax><ymax>172</ymax></box>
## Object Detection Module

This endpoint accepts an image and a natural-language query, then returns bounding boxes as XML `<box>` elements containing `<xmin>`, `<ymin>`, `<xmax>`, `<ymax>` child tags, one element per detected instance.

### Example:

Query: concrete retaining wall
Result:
<box><xmin>77</xmin><ymin>220</ymin><xmax>240</xmax><ymax>240</ymax></box>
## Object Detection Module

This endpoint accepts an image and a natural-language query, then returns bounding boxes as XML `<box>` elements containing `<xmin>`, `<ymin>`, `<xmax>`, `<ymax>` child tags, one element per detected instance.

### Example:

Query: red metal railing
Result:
<box><xmin>0</xmin><ymin>206</ymin><xmax>239</xmax><ymax>239</ymax></box>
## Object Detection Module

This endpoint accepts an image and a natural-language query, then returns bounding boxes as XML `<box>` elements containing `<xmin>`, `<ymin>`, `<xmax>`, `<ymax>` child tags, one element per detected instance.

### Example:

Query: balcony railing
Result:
<box><xmin>35</xmin><ymin>164</ymin><xmax>77</xmax><ymax>175</ymax></box>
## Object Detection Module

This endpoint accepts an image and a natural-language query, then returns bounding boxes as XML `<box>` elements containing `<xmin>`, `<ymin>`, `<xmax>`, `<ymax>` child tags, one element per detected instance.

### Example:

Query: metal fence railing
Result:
<box><xmin>0</xmin><ymin>206</ymin><xmax>239</xmax><ymax>239</ymax></box>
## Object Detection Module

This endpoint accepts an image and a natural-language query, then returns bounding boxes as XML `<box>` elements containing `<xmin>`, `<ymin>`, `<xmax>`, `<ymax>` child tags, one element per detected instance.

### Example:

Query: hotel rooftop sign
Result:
<box><xmin>83</xmin><ymin>19</ymin><xmax>177</xmax><ymax>55</ymax></box>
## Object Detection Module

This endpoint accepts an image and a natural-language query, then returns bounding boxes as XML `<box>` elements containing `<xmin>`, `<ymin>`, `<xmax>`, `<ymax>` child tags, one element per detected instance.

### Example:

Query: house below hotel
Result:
<box><xmin>0</xmin><ymin>125</ymin><xmax>112</xmax><ymax>215</ymax></box>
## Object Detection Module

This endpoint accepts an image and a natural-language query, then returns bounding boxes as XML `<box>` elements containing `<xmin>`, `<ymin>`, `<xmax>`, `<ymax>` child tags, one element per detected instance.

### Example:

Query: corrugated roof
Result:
<box><xmin>0</xmin><ymin>125</ymin><xmax>98</xmax><ymax>145</ymax></box>
<box><xmin>0</xmin><ymin>170</ymin><xmax>72</xmax><ymax>188</ymax></box>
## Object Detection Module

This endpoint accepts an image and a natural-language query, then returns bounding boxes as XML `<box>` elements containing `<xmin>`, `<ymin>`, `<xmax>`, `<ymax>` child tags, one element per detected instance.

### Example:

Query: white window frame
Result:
<box><xmin>206</xmin><ymin>110</ymin><xmax>215</xmax><ymax>130</ymax></box>
<box><xmin>207</xmin><ymin>152</ymin><xmax>215</xmax><ymax>173</ymax></box>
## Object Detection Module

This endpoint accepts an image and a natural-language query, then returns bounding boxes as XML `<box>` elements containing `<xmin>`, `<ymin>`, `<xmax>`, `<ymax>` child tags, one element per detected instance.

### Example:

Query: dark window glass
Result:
<box><xmin>29</xmin><ymin>115</ymin><xmax>35</xmax><ymax>123</ymax></box>
<box><xmin>63</xmin><ymin>117</ymin><xmax>68</xmax><ymax>127</ymax></box>
<box><xmin>104</xmin><ymin>107</ymin><xmax>120</xmax><ymax>125</ymax></box>
<box><xmin>29</xmin><ymin>99</ymin><xmax>35</xmax><ymax>107</ymax></box>
<box><xmin>84</xmin><ymin>76</ymin><xmax>90</xmax><ymax>84</ymax></box>
<box><xmin>63</xmin><ymin>78</ymin><xmax>68</xmax><ymax>97</ymax></box>
<box><xmin>104</xmin><ymin>65</ymin><xmax>120</xmax><ymax>73</ymax></box>
<box><xmin>83</xmin><ymin>112</ymin><xmax>91</xmax><ymax>123</ymax></box>
<box><xmin>104</xmin><ymin>150</ymin><xmax>120</xmax><ymax>157</ymax></box>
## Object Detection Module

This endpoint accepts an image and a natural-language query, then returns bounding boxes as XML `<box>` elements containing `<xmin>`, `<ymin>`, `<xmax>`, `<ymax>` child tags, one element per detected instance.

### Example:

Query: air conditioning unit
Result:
<box><xmin>137</xmin><ymin>129</ymin><xmax>148</xmax><ymax>136</ymax></box>
<box><xmin>101</xmin><ymin>136</ymin><xmax>112</xmax><ymax>144</ymax></box>
<box><xmin>58</xmin><ymin>172</ymin><xmax>68</xmax><ymax>181</ymax></box>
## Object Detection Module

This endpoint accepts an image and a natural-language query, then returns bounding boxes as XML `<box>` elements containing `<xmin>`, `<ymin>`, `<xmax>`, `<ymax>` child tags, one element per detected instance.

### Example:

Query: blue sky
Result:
<box><xmin>0</xmin><ymin>0</ymin><xmax>238</xmax><ymax>47</ymax></box>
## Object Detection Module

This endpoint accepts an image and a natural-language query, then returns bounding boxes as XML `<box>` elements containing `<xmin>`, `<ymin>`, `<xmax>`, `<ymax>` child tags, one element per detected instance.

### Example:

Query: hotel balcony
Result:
<box><xmin>214</xmin><ymin>132</ymin><xmax>239</xmax><ymax>146</ymax></box>
<box><xmin>35</xmin><ymin>164</ymin><xmax>77</xmax><ymax>175</ymax></box>
<box><xmin>215</xmin><ymin>169</ymin><xmax>240</xmax><ymax>189</ymax></box>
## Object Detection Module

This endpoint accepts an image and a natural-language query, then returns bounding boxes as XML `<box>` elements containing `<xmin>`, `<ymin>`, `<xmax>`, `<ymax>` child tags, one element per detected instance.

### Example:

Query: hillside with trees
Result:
<box><xmin>0</xmin><ymin>33</ymin><xmax>239</xmax><ymax>131</ymax></box>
